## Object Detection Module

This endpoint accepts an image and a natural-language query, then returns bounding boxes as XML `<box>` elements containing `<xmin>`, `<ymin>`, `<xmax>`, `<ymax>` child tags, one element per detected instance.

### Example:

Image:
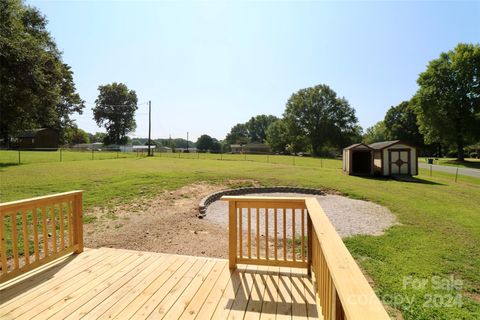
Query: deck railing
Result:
<box><xmin>222</xmin><ymin>196</ymin><xmax>390</xmax><ymax>320</ymax></box>
<box><xmin>0</xmin><ymin>191</ymin><xmax>83</xmax><ymax>283</ymax></box>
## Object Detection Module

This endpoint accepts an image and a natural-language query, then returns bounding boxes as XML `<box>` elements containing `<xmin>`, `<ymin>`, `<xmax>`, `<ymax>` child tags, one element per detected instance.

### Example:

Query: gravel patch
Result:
<box><xmin>204</xmin><ymin>192</ymin><xmax>397</xmax><ymax>238</ymax></box>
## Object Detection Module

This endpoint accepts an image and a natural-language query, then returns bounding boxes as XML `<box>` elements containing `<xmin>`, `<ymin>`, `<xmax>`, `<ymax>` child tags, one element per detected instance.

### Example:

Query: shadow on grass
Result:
<box><xmin>354</xmin><ymin>175</ymin><xmax>445</xmax><ymax>185</ymax></box>
<box><xmin>0</xmin><ymin>162</ymin><xmax>20</xmax><ymax>168</ymax></box>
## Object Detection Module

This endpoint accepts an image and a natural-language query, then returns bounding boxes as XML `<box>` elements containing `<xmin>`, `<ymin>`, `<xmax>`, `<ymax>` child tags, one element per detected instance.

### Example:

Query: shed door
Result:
<box><xmin>390</xmin><ymin>150</ymin><xmax>410</xmax><ymax>175</ymax></box>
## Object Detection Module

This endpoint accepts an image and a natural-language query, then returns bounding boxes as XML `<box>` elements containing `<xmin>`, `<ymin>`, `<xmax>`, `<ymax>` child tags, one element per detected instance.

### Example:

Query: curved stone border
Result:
<box><xmin>198</xmin><ymin>186</ymin><xmax>325</xmax><ymax>217</ymax></box>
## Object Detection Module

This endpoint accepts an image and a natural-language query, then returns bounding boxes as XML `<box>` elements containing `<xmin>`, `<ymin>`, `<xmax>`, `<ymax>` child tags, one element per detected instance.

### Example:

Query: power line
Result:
<box><xmin>81</xmin><ymin>101</ymin><xmax>149</xmax><ymax>106</ymax></box>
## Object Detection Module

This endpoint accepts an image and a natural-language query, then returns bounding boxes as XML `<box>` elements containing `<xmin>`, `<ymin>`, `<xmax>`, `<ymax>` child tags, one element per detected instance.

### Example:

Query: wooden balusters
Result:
<box><xmin>0</xmin><ymin>191</ymin><xmax>84</xmax><ymax>283</ymax></box>
<box><xmin>283</xmin><ymin>208</ymin><xmax>287</xmax><ymax>261</ymax></box>
<box><xmin>225</xmin><ymin>197</ymin><xmax>307</xmax><ymax>269</ymax></box>
<box><xmin>265</xmin><ymin>207</ymin><xmax>268</xmax><ymax>260</ymax></box>
<box><xmin>223</xmin><ymin>196</ymin><xmax>390</xmax><ymax>320</ymax></box>
<box><xmin>0</xmin><ymin>215</ymin><xmax>6</xmax><ymax>273</ymax></box>
<box><xmin>247</xmin><ymin>208</ymin><xmax>251</xmax><ymax>259</ymax></box>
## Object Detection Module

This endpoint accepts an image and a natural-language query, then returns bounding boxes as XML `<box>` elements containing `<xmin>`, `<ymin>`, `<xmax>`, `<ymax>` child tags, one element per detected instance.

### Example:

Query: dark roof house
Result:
<box><xmin>16</xmin><ymin>128</ymin><xmax>59</xmax><ymax>150</ymax></box>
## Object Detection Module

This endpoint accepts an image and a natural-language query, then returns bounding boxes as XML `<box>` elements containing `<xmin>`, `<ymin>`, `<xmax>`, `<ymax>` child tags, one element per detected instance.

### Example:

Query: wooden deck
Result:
<box><xmin>0</xmin><ymin>247</ymin><xmax>320</xmax><ymax>320</ymax></box>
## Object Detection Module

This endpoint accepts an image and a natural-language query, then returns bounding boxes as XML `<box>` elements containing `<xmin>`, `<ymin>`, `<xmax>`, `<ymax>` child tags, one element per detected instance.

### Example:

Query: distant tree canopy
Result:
<box><xmin>65</xmin><ymin>127</ymin><xmax>89</xmax><ymax>145</ymax></box>
<box><xmin>413</xmin><ymin>43</ymin><xmax>480</xmax><ymax>160</ymax></box>
<box><xmin>363</xmin><ymin>121</ymin><xmax>386</xmax><ymax>144</ymax></box>
<box><xmin>383</xmin><ymin>101</ymin><xmax>424</xmax><ymax>146</ymax></box>
<box><xmin>245</xmin><ymin>115</ymin><xmax>279</xmax><ymax>143</ymax></box>
<box><xmin>266</xmin><ymin>119</ymin><xmax>289</xmax><ymax>153</ymax></box>
<box><xmin>225</xmin><ymin>123</ymin><xmax>250</xmax><ymax>145</ymax></box>
<box><xmin>0</xmin><ymin>0</ymin><xmax>84</xmax><ymax>146</ymax></box>
<box><xmin>226</xmin><ymin>115</ymin><xmax>278</xmax><ymax>145</ymax></box>
<box><xmin>196</xmin><ymin>134</ymin><xmax>214</xmax><ymax>151</ymax></box>
<box><xmin>154</xmin><ymin>138</ymin><xmax>195</xmax><ymax>149</ymax></box>
<box><xmin>93</xmin><ymin>83</ymin><xmax>138</xmax><ymax>145</ymax></box>
<box><xmin>88</xmin><ymin>132</ymin><xmax>107</xmax><ymax>144</ymax></box>
<box><xmin>283</xmin><ymin>84</ymin><xmax>359</xmax><ymax>156</ymax></box>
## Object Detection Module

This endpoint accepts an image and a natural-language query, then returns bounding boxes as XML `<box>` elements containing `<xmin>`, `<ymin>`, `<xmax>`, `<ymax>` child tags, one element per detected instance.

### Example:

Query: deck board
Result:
<box><xmin>0</xmin><ymin>248</ymin><xmax>320</xmax><ymax>320</ymax></box>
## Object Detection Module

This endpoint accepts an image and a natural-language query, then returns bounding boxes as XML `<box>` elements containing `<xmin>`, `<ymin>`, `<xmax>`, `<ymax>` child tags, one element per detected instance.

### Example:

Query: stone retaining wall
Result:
<box><xmin>198</xmin><ymin>186</ymin><xmax>325</xmax><ymax>217</ymax></box>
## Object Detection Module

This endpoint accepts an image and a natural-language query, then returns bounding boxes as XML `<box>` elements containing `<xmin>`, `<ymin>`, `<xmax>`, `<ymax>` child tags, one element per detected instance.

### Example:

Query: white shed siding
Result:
<box><xmin>411</xmin><ymin>147</ymin><xmax>417</xmax><ymax>175</ymax></box>
<box><xmin>344</xmin><ymin>149</ymin><xmax>350</xmax><ymax>173</ymax></box>
<box><xmin>382</xmin><ymin>144</ymin><xmax>417</xmax><ymax>176</ymax></box>
<box><xmin>382</xmin><ymin>149</ymin><xmax>389</xmax><ymax>175</ymax></box>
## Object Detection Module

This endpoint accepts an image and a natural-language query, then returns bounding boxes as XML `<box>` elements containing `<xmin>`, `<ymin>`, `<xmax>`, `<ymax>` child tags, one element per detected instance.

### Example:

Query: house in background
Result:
<box><xmin>343</xmin><ymin>140</ymin><xmax>418</xmax><ymax>176</ymax></box>
<box><xmin>230</xmin><ymin>142</ymin><xmax>271</xmax><ymax>154</ymax></box>
<box><xmin>16</xmin><ymin>128</ymin><xmax>58</xmax><ymax>150</ymax></box>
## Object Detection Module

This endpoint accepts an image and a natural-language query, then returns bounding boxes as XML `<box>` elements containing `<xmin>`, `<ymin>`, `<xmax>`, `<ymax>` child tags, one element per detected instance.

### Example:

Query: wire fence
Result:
<box><xmin>0</xmin><ymin>148</ymin><xmax>342</xmax><ymax>169</ymax></box>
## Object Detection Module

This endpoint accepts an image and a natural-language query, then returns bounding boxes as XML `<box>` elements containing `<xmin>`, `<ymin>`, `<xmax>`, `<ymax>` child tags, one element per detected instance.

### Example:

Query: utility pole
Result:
<box><xmin>187</xmin><ymin>132</ymin><xmax>189</xmax><ymax>152</ymax></box>
<box><xmin>148</xmin><ymin>100</ymin><xmax>152</xmax><ymax>156</ymax></box>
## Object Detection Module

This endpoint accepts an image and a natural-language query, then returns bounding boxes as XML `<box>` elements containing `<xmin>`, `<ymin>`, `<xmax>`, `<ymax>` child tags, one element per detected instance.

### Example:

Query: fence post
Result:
<box><xmin>455</xmin><ymin>167</ymin><xmax>459</xmax><ymax>182</ymax></box>
<box><xmin>117</xmin><ymin>151</ymin><xmax>119</xmax><ymax>159</ymax></box>
<box><xmin>228</xmin><ymin>200</ymin><xmax>237</xmax><ymax>269</ymax></box>
<box><xmin>429</xmin><ymin>164</ymin><xmax>432</xmax><ymax>177</ymax></box>
<box><xmin>320</xmin><ymin>158</ymin><xmax>323</xmax><ymax>168</ymax></box>
<box><xmin>18</xmin><ymin>150</ymin><xmax>21</xmax><ymax>164</ymax></box>
<box><xmin>60</xmin><ymin>148</ymin><xmax>62</xmax><ymax>162</ymax></box>
<box><xmin>73</xmin><ymin>192</ymin><xmax>84</xmax><ymax>253</ymax></box>
<box><xmin>267</xmin><ymin>155</ymin><xmax>269</xmax><ymax>163</ymax></box>
<box><xmin>91</xmin><ymin>149</ymin><xmax>94</xmax><ymax>160</ymax></box>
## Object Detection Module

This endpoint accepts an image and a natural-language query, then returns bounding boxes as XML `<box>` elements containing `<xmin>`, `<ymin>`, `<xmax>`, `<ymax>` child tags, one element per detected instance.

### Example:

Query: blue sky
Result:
<box><xmin>29</xmin><ymin>0</ymin><xmax>479</xmax><ymax>141</ymax></box>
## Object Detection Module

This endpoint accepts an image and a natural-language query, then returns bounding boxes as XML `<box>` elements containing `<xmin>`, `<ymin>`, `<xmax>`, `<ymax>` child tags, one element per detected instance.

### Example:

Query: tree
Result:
<box><xmin>225</xmin><ymin>123</ymin><xmax>250</xmax><ymax>145</ymax></box>
<box><xmin>65</xmin><ymin>127</ymin><xmax>89</xmax><ymax>145</ymax></box>
<box><xmin>413</xmin><ymin>43</ymin><xmax>480</xmax><ymax>160</ymax></box>
<box><xmin>283</xmin><ymin>84</ymin><xmax>359</xmax><ymax>156</ymax></box>
<box><xmin>210</xmin><ymin>139</ymin><xmax>222</xmax><ymax>153</ymax></box>
<box><xmin>383</xmin><ymin>101</ymin><xmax>424</xmax><ymax>146</ymax></box>
<box><xmin>0</xmin><ymin>0</ymin><xmax>84</xmax><ymax>146</ymax></box>
<box><xmin>196</xmin><ymin>134</ymin><xmax>214</xmax><ymax>151</ymax></box>
<box><xmin>266</xmin><ymin>119</ymin><xmax>289</xmax><ymax>153</ymax></box>
<box><xmin>93</xmin><ymin>83</ymin><xmax>138</xmax><ymax>145</ymax></box>
<box><xmin>245</xmin><ymin>115</ymin><xmax>278</xmax><ymax>143</ymax></box>
<box><xmin>89</xmin><ymin>132</ymin><xmax>107</xmax><ymax>144</ymax></box>
<box><xmin>363</xmin><ymin>121</ymin><xmax>386</xmax><ymax>144</ymax></box>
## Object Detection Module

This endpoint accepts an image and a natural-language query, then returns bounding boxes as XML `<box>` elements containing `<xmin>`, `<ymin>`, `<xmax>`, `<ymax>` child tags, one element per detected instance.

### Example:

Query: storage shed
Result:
<box><xmin>343</xmin><ymin>140</ymin><xmax>418</xmax><ymax>176</ymax></box>
<box><xmin>16</xmin><ymin>128</ymin><xmax>59</xmax><ymax>150</ymax></box>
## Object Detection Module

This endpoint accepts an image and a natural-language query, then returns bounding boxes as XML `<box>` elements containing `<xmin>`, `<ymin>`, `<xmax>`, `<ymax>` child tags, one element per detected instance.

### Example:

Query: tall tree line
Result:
<box><xmin>225</xmin><ymin>84</ymin><xmax>362</xmax><ymax>156</ymax></box>
<box><xmin>364</xmin><ymin>43</ymin><xmax>480</xmax><ymax>159</ymax></box>
<box><xmin>0</xmin><ymin>0</ymin><xmax>84</xmax><ymax>146</ymax></box>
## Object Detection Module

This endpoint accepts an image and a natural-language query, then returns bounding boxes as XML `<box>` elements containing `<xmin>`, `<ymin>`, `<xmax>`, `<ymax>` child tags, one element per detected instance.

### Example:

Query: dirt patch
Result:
<box><xmin>84</xmin><ymin>182</ymin><xmax>235</xmax><ymax>258</ymax></box>
<box><xmin>84</xmin><ymin>183</ymin><xmax>396</xmax><ymax>259</ymax></box>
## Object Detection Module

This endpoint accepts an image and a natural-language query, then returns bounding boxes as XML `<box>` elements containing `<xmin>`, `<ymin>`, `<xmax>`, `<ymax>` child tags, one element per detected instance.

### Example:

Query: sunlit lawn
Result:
<box><xmin>0</xmin><ymin>155</ymin><xmax>479</xmax><ymax>319</ymax></box>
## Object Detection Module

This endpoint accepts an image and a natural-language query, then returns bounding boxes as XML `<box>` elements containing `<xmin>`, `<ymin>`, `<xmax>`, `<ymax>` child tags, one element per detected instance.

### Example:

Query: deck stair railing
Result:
<box><xmin>222</xmin><ymin>196</ymin><xmax>390</xmax><ymax>320</ymax></box>
<box><xmin>0</xmin><ymin>191</ymin><xmax>84</xmax><ymax>283</ymax></box>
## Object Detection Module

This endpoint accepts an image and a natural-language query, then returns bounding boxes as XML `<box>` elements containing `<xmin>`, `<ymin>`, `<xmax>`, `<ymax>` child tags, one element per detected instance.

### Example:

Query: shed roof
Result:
<box><xmin>367</xmin><ymin>140</ymin><xmax>420</xmax><ymax>150</ymax></box>
<box><xmin>343</xmin><ymin>143</ymin><xmax>372</xmax><ymax>150</ymax></box>
<box><xmin>17</xmin><ymin>128</ymin><xmax>47</xmax><ymax>138</ymax></box>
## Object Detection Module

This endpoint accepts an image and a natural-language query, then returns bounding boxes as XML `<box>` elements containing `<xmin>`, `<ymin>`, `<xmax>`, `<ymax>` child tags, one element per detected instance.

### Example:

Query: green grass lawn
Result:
<box><xmin>420</xmin><ymin>157</ymin><xmax>480</xmax><ymax>169</ymax></box>
<box><xmin>0</xmin><ymin>156</ymin><xmax>479</xmax><ymax>319</ymax></box>
<box><xmin>0</xmin><ymin>150</ymin><xmax>341</xmax><ymax>169</ymax></box>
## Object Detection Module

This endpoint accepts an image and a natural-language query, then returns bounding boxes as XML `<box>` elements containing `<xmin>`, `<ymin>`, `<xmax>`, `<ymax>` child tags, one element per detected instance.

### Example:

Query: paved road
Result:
<box><xmin>419</xmin><ymin>163</ymin><xmax>480</xmax><ymax>179</ymax></box>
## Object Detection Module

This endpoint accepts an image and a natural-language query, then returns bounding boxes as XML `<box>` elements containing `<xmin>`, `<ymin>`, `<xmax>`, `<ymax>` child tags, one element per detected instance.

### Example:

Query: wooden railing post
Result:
<box><xmin>307</xmin><ymin>214</ymin><xmax>312</xmax><ymax>277</ymax></box>
<box><xmin>228</xmin><ymin>200</ymin><xmax>237</xmax><ymax>269</ymax></box>
<box><xmin>73</xmin><ymin>192</ymin><xmax>84</xmax><ymax>253</ymax></box>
